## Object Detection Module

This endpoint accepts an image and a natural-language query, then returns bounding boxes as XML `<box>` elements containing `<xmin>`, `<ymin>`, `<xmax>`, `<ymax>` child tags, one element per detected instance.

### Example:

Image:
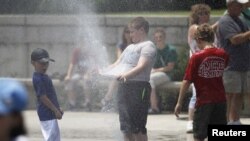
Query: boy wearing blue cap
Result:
<box><xmin>31</xmin><ymin>48</ymin><xmax>63</xmax><ymax>141</ymax></box>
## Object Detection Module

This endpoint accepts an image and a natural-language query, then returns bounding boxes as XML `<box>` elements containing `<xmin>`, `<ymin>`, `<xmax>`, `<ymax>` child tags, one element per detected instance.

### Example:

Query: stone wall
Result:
<box><xmin>2</xmin><ymin>15</ymin><xmax>249</xmax><ymax>115</ymax></box>
<box><xmin>0</xmin><ymin>15</ymin><xmax>219</xmax><ymax>78</ymax></box>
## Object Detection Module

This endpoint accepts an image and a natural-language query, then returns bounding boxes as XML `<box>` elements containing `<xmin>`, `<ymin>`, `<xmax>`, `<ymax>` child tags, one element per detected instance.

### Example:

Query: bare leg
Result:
<box><xmin>82</xmin><ymin>75</ymin><xmax>92</xmax><ymax>111</ymax></box>
<box><xmin>187</xmin><ymin>86</ymin><xmax>196</xmax><ymax>132</ymax></box>
<box><xmin>104</xmin><ymin>80</ymin><xmax>118</xmax><ymax>101</ymax></box>
<box><xmin>123</xmin><ymin>133</ymin><xmax>135</xmax><ymax>141</ymax></box>
<box><xmin>186</xmin><ymin>107</ymin><xmax>194</xmax><ymax>133</ymax></box>
<box><xmin>149</xmin><ymin>88</ymin><xmax>159</xmax><ymax>112</ymax></box>
<box><xmin>134</xmin><ymin>133</ymin><xmax>148</xmax><ymax>141</ymax></box>
<box><xmin>188</xmin><ymin>108</ymin><xmax>194</xmax><ymax>121</ymax></box>
<box><xmin>65</xmin><ymin>80</ymin><xmax>77</xmax><ymax>108</ymax></box>
<box><xmin>229</xmin><ymin>93</ymin><xmax>243</xmax><ymax>122</ymax></box>
<box><xmin>226</xmin><ymin>94</ymin><xmax>232</xmax><ymax>122</ymax></box>
<box><xmin>67</xmin><ymin>90</ymin><xmax>76</xmax><ymax>107</ymax></box>
<box><xmin>83</xmin><ymin>84</ymin><xmax>91</xmax><ymax>105</ymax></box>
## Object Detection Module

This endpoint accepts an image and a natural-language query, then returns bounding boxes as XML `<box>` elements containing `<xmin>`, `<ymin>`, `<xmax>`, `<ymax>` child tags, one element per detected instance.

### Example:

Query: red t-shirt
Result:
<box><xmin>184</xmin><ymin>47</ymin><xmax>229</xmax><ymax>107</ymax></box>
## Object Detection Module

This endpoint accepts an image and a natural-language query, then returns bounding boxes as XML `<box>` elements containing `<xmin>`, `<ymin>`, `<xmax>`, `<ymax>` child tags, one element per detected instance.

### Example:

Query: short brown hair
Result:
<box><xmin>129</xmin><ymin>17</ymin><xmax>149</xmax><ymax>34</ymax></box>
<box><xmin>154</xmin><ymin>27</ymin><xmax>166</xmax><ymax>38</ymax></box>
<box><xmin>189</xmin><ymin>4</ymin><xmax>211</xmax><ymax>25</ymax></box>
<box><xmin>194</xmin><ymin>23</ymin><xmax>214</xmax><ymax>43</ymax></box>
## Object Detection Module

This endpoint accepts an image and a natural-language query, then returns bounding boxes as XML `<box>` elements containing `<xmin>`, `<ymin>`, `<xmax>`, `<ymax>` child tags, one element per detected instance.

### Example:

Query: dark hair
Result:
<box><xmin>129</xmin><ymin>17</ymin><xmax>149</xmax><ymax>33</ymax></box>
<box><xmin>189</xmin><ymin>4</ymin><xmax>211</xmax><ymax>25</ymax></box>
<box><xmin>122</xmin><ymin>25</ymin><xmax>131</xmax><ymax>46</ymax></box>
<box><xmin>194</xmin><ymin>23</ymin><xmax>214</xmax><ymax>43</ymax></box>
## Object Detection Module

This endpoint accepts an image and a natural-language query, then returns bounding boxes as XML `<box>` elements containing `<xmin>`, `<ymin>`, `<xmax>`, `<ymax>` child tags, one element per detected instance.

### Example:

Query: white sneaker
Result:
<box><xmin>186</xmin><ymin>120</ymin><xmax>193</xmax><ymax>133</ymax></box>
<box><xmin>228</xmin><ymin>120</ymin><xmax>242</xmax><ymax>125</ymax></box>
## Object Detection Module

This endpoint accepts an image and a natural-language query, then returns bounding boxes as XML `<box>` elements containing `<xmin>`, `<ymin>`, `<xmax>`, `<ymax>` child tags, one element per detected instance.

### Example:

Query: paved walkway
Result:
<box><xmin>24</xmin><ymin>110</ymin><xmax>250</xmax><ymax>141</ymax></box>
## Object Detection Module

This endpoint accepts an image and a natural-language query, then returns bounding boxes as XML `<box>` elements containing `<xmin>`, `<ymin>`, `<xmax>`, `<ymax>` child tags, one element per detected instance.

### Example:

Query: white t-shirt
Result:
<box><xmin>102</xmin><ymin>40</ymin><xmax>157</xmax><ymax>82</ymax></box>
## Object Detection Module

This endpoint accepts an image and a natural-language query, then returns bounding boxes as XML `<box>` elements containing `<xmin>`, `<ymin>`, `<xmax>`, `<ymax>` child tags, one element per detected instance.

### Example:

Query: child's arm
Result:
<box><xmin>39</xmin><ymin>95</ymin><xmax>62</xmax><ymax>119</ymax></box>
<box><xmin>174</xmin><ymin>80</ymin><xmax>191</xmax><ymax>118</ymax></box>
<box><xmin>64</xmin><ymin>63</ymin><xmax>74</xmax><ymax>81</ymax></box>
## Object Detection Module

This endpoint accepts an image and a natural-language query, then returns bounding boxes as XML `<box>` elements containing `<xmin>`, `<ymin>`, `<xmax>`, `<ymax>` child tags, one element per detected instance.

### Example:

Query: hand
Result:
<box><xmin>174</xmin><ymin>103</ymin><xmax>182</xmax><ymax>119</ymax></box>
<box><xmin>151</xmin><ymin>69</ymin><xmax>157</xmax><ymax>73</ymax></box>
<box><xmin>54</xmin><ymin>109</ymin><xmax>62</xmax><ymax>120</ymax></box>
<box><xmin>59</xmin><ymin>108</ymin><xmax>64</xmax><ymax>116</ymax></box>
<box><xmin>116</xmin><ymin>74</ymin><xmax>127</xmax><ymax>82</ymax></box>
<box><xmin>64</xmin><ymin>75</ymin><xmax>71</xmax><ymax>82</ymax></box>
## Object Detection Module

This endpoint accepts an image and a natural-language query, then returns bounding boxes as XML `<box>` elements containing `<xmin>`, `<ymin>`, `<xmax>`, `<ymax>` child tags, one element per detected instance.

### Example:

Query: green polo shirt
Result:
<box><xmin>153</xmin><ymin>44</ymin><xmax>177</xmax><ymax>79</ymax></box>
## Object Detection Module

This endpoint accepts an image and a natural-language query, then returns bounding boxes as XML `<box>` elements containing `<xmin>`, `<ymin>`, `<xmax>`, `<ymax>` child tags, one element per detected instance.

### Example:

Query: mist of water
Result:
<box><xmin>61</xmin><ymin>1</ymin><xmax>124</xmax><ymax>140</ymax></box>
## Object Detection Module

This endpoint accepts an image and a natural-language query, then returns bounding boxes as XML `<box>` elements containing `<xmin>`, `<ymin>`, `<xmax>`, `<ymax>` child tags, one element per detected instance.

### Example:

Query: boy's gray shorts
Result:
<box><xmin>223</xmin><ymin>71</ymin><xmax>250</xmax><ymax>94</ymax></box>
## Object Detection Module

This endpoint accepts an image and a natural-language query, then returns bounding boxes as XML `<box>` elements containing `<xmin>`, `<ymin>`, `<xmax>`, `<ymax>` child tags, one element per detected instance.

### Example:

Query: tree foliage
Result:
<box><xmin>0</xmin><ymin>0</ymin><xmax>226</xmax><ymax>14</ymax></box>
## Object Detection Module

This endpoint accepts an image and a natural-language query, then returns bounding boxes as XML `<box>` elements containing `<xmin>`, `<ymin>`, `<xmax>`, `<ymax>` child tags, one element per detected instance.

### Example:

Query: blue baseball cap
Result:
<box><xmin>31</xmin><ymin>48</ymin><xmax>55</xmax><ymax>63</ymax></box>
<box><xmin>0</xmin><ymin>78</ymin><xmax>28</xmax><ymax>115</ymax></box>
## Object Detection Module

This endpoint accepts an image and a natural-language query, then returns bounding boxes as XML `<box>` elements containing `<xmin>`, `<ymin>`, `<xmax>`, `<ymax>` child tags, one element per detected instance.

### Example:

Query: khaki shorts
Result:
<box><xmin>149</xmin><ymin>72</ymin><xmax>170</xmax><ymax>88</ymax></box>
<box><xmin>223</xmin><ymin>71</ymin><xmax>250</xmax><ymax>94</ymax></box>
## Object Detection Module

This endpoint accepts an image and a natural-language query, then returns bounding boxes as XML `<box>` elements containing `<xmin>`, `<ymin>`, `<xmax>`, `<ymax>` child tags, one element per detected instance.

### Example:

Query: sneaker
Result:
<box><xmin>186</xmin><ymin>121</ymin><xmax>193</xmax><ymax>133</ymax></box>
<box><xmin>228</xmin><ymin>120</ymin><xmax>242</xmax><ymax>125</ymax></box>
<box><xmin>148</xmin><ymin>108</ymin><xmax>160</xmax><ymax>115</ymax></box>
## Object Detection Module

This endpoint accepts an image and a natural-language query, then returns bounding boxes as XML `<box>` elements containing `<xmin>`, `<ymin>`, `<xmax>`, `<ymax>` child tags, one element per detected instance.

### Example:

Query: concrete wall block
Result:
<box><xmin>0</xmin><ymin>15</ymin><xmax>220</xmax><ymax>78</ymax></box>
<box><xmin>102</xmin><ymin>27</ymin><xmax>118</xmax><ymax>45</ymax></box>
<box><xmin>0</xmin><ymin>27</ymin><xmax>26</xmax><ymax>43</ymax></box>
<box><xmin>165</xmin><ymin>27</ymin><xmax>188</xmax><ymax>44</ymax></box>
<box><xmin>147</xmin><ymin>16</ymin><xmax>188</xmax><ymax>27</ymax></box>
<box><xmin>77</xmin><ymin>15</ymin><xmax>105</xmax><ymax>26</ymax></box>
<box><xmin>27</xmin><ymin>26</ymin><xmax>78</xmax><ymax>43</ymax></box>
<box><xmin>105</xmin><ymin>43</ymin><xmax>117</xmax><ymax>63</ymax></box>
<box><xmin>0</xmin><ymin>44</ymin><xmax>28</xmax><ymax>77</ymax></box>
<box><xmin>26</xmin><ymin>15</ymin><xmax>105</xmax><ymax>26</ymax></box>
<box><xmin>46</xmin><ymin>44</ymin><xmax>72</xmax><ymax>78</ymax></box>
<box><xmin>26</xmin><ymin>15</ymin><xmax>79</xmax><ymax>26</ymax></box>
<box><xmin>105</xmin><ymin>16</ymin><xmax>133</xmax><ymax>26</ymax></box>
<box><xmin>0</xmin><ymin>15</ymin><xmax>25</xmax><ymax>25</ymax></box>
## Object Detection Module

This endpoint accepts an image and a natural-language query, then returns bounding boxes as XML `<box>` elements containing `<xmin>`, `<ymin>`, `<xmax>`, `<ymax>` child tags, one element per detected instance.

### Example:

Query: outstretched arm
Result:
<box><xmin>174</xmin><ymin>80</ymin><xmax>191</xmax><ymax>118</ymax></box>
<box><xmin>64</xmin><ymin>63</ymin><xmax>74</xmax><ymax>81</ymax></box>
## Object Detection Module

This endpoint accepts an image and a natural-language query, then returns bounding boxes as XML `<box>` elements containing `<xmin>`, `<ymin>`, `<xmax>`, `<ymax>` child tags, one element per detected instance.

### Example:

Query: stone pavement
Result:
<box><xmin>24</xmin><ymin>110</ymin><xmax>250</xmax><ymax>141</ymax></box>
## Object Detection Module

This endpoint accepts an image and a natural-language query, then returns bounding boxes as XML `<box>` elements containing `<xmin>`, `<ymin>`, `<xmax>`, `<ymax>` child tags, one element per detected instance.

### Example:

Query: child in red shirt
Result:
<box><xmin>174</xmin><ymin>23</ymin><xmax>229</xmax><ymax>141</ymax></box>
